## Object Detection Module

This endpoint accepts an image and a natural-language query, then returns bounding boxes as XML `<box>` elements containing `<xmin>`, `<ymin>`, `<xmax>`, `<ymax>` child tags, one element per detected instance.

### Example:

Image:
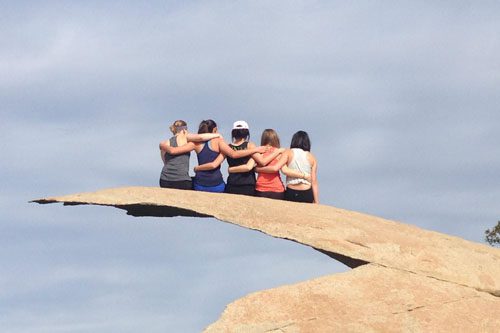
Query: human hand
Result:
<box><xmin>278</xmin><ymin>148</ymin><xmax>286</xmax><ymax>154</ymax></box>
<box><xmin>304</xmin><ymin>173</ymin><xmax>311</xmax><ymax>182</ymax></box>
<box><xmin>256</xmin><ymin>146</ymin><xmax>267</xmax><ymax>153</ymax></box>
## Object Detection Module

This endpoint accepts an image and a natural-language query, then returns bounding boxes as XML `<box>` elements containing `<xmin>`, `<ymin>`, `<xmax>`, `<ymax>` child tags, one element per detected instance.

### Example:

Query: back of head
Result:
<box><xmin>231</xmin><ymin>129</ymin><xmax>250</xmax><ymax>141</ymax></box>
<box><xmin>169</xmin><ymin>120</ymin><xmax>187</xmax><ymax>135</ymax></box>
<box><xmin>231</xmin><ymin>120</ymin><xmax>250</xmax><ymax>141</ymax></box>
<box><xmin>290</xmin><ymin>130</ymin><xmax>311</xmax><ymax>151</ymax></box>
<box><xmin>198</xmin><ymin>119</ymin><xmax>217</xmax><ymax>134</ymax></box>
<box><xmin>260</xmin><ymin>129</ymin><xmax>280</xmax><ymax>148</ymax></box>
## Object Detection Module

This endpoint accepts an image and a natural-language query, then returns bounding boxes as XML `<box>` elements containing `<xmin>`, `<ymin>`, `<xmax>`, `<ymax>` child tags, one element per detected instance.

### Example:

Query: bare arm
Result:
<box><xmin>160</xmin><ymin>149</ymin><xmax>166</xmax><ymax>164</ymax></box>
<box><xmin>159</xmin><ymin>141</ymin><xmax>169</xmax><ymax>163</ymax></box>
<box><xmin>186</xmin><ymin>133</ymin><xmax>220</xmax><ymax>142</ymax></box>
<box><xmin>218</xmin><ymin>139</ymin><xmax>266</xmax><ymax>159</ymax></box>
<box><xmin>228</xmin><ymin>158</ymin><xmax>256</xmax><ymax>173</ymax></box>
<box><xmin>281</xmin><ymin>165</ymin><xmax>311</xmax><ymax>182</ymax></box>
<box><xmin>194</xmin><ymin>153</ymin><xmax>225</xmax><ymax>171</ymax></box>
<box><xmin>256</xmin><ymin>150</ymin><xmax>309</xmax><ymax>180</ymax></box>
<box><xmin>250</xmin><ymin>144</ymin><xmax>284</xmax><ymax>167</ymax></box>
<box><xmin>311</xmin><ymin>156</ymin><xmax>319</xmax><ymax>204</ymax></box>
<box><xmin>159</xmin><ymin>141</ymin><xmax>196</xmax><ymax>155</ymax></box>
<box><xmin>255</xmin><ymin>150</ymin><xmax>289</xmax><ymax>173</ymax></box>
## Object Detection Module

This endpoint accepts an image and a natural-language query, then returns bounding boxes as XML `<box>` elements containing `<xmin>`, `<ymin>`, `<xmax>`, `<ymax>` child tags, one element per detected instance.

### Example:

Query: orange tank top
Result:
<box><xmin>255</xmin><ymin>147</ymin><xmax>285</xmax><ymax>193</ymax></box>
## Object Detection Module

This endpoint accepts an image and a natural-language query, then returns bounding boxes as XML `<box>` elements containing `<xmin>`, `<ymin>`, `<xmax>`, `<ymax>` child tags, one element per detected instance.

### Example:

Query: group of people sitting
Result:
<box><xmin>159</xmin><ymin>119</ymin><xmax>318</xmax><ymax>204</ymax></box>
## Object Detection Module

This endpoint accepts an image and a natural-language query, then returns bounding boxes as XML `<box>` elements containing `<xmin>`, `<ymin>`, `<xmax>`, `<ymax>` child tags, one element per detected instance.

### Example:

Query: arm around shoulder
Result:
<box><xmin>161</xmin><ymin>141</ymin><xmax>196</xmax><ymax>155</ymax></box>
<box><xmin>229</xmin><ymin>158</ymin><xmax>256</xmax><ymax>173</ymax></box>
<box><xmin>310</xmin><ymin>154</ymin><xmax>319</xmax><ymax>204</ymax></box>
<box><xmin>187</xmin><ymin>133</ymin><xmax>220</xmax><ymax>142</ymax></box>
<box><xmin>194</xmin><ymin>153</ymin><xmax>225</xmax><ymax>172</ymax></box>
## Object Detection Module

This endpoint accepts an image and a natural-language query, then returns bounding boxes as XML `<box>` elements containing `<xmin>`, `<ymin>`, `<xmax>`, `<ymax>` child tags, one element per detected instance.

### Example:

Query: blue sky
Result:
<box><xmin>1</xmin><ymin>1</ymin><xmax>500</xmax><ymax>332</ymax></box>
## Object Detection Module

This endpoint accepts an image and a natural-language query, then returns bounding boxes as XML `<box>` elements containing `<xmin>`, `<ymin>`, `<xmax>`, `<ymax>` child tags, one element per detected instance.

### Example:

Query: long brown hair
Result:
<box><xmin>260</xmin><ymin>129</ymin><xmax>280</xmax><ymax>148</ymax></box>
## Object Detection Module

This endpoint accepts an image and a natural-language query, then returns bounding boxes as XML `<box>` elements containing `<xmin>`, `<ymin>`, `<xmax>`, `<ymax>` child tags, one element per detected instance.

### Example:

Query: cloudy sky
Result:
<box><xmin>1</xmin><ymin>1</ymin><xmax>499</xmax><ymax>332</ymax></box>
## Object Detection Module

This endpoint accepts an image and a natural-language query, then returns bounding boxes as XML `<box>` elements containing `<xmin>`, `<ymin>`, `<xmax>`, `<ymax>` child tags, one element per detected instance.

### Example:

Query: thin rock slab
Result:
<box><xmin>33</xmin><ymin>186</ymin><xmax>500</xmax><ymax>296</ymax></box>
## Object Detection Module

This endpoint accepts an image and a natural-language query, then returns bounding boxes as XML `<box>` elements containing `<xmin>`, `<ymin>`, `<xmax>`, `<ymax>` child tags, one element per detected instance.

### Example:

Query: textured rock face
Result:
<box><xmin>206</xmin><ymin>264</ymin><xmax>500</xmax><ymax>333</ymax></box>
<box><xmin>34</xmin><ymin>186</ymin><xmax>500</xmax><ymax>332</ymax></box>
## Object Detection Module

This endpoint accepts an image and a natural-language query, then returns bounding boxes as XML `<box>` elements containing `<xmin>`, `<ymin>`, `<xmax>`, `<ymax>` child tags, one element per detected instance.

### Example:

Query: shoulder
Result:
<box><xmin>193</xmin><ymin>141</ymin><xmax>203</xmax><ymax>152</ymax></box>
<box><xmin>159</xmin><ymin>140</ymin><xmax>170</xmax><ymax>150</ymax></box>
<box><xmin>210</xmin><ymin>138</ymin><xmax>221</xmax><ymax>152</ymax></box>
<box><xmin>210</xmin><ymin>138</ymin><xmax>223</xmax><ymax>148</ymax></box>
<box><xmin>307</xmin><ymin>151</ymin><xmax>316</xmax><ymax>163</ymax></box>
<box><xmin>212</xmin><ymin>137</ymin><xmax>223</xmax><ymax>145</ymax></box>
<box><xmin>248</xmin><ymin>141</ymin><xmax>256</xmax><ymax>149</ymax></box>
<box><xmin>279</xmin><ymin>148</ymin><xmax>291</xmax><ymax>160</ymax></box>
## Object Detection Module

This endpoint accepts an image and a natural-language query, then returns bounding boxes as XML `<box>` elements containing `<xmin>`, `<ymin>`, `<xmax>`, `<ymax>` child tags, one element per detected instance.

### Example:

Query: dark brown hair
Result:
<box><xmin>198</xmin><ymin>119</ymin><xmax>217</xmax><ymax>134</ymax></box>
<box><xmin>232</xmin><ymin>128</ymin><xmax>250</xmax><ymax>141</ymax></box>
<box><xmin>290</xmin><ymin>130</ymin><xmax>311</xmax><ymax>151</ymax></box>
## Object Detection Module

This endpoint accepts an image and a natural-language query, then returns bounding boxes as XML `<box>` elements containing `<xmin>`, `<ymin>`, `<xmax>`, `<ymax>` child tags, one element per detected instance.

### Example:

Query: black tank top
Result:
<box><xmin>227</xmin><ymin>141</ymin><xmax>256</xmax><ymax>186</ymax></box>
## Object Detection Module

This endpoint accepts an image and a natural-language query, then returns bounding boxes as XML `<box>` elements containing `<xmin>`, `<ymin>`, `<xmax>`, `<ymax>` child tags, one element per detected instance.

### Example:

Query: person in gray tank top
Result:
<box><xmin>159</xmin><ymin>120</ymin><xmax>220</xmax><ymax>190</ymax></box>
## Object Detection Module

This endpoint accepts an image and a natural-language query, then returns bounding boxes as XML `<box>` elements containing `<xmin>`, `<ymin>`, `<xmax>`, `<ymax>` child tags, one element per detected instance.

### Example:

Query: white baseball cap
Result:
<box><xmin>232</xmin><ymin>120</ymin><xmax>249</xmax><ymax>130</ymax></box>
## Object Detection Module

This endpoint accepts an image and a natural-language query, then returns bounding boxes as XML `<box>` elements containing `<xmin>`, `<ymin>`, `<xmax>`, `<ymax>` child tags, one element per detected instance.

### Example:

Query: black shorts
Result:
<box><xmin>225</xmin><ymin>184</ymin><xmax>256</xmax><ymax>196</ymax></box>
<box><xmin>255</xmin><ymin>190</ymin><xmax>285</xmax><ymax>200</ymax></box>
<box><xmin>159</xmin><ymin>179</ymin><xmax>192</xmax><ymax>190</ymax></box>
<box><xmin>285</xmin><ymin>188</ymin><xmax>314</xmax><ymax>203</ymax></box>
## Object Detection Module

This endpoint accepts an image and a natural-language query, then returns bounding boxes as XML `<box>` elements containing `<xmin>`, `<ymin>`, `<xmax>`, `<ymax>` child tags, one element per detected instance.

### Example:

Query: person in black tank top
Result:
<box><xmin>224</xmin><ymin>121</ymin><xmax>255</xmax><ymax>196</ymax></box>
<box><xmin>226</xmin><ymin>140</ymin><xmax>256</xmax><ymax>196</ymax></box>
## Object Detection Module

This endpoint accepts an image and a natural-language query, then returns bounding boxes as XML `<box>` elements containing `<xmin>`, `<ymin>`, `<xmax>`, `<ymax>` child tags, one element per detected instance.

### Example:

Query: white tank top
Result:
<box><xmin>286</xmin><ymin>148</ymin><xmax>312</xmax><ymax>186</ymax></box>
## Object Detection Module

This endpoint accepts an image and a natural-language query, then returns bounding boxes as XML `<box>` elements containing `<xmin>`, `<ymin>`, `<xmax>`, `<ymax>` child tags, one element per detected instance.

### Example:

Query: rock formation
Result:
<box><xmin>33</xmin><ymin>186</ymin><xmax>500</xmax><ymax>332</ymax></box>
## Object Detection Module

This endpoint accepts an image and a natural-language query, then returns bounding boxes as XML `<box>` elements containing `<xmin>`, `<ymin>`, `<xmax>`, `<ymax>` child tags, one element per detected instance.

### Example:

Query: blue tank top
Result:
<box><xmin>194</xmin><ymin>140</ymin><xmax>224</xmax><ymax>186</ymax></box>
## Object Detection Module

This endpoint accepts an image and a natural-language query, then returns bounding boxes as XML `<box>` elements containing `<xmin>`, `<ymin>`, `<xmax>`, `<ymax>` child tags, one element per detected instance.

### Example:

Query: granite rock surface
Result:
<box><xmin>34</xmin><ymin>186</ymin><xmax>500</xmax><ymax>332</ymax></box>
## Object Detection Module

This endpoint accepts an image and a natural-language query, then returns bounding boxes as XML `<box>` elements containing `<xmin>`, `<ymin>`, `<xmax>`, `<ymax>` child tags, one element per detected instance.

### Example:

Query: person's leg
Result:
<box><xmin>161</xmin><ymin>180</ymin><xmax>192</xmax><ymax>190</ymax></box>
<box><xmin>179</xmin><ymin>180</ymin><xmax>193</xmax><ymax>190</ymax></box>
<box><xmin>267</xmin><ymin>191</ymin><xmax>285</xmax><ymax>200</ymax></box>
<box><xmin>225</xmin><ymin>184</ymin><xmax>254</xmax><ymax>196</ymax></box>
<box><xmin>285</xmin><ymin>188</ymin><xmax>313</xmax><ymax>203</ymax></box>
<box><xmin>285</xmin><ymin>188</ymin><xmax>298</xmax><ymax>202</ymax></box>
<box><xmin>255</xmin><ymin>190</ymin><xmax>266</xmax><ymax>198</ymax></box>
<box><xmin>300</xmin><ymin>188</ymin><xmax>314</xmax><ymax>203</ymax></box>
<box><xmin>256</xmin><ymin>190</ymin><xmax>284</xmax><ymax>200</ymax></box>
<box><xmin>210</xmin><ymin>182</ymin><xmax>225</xmax><ymax>193</ymax></box>
<box><xmin>200</xmin><ymin>182</ymin><xmax>225</xmax><ymax>193</ymax></box>
<box><xmin>235</xmin><ymin>185</ymin><xmax>255</xmax><ymax>196</ymax></box>
<box><xmin>193</xmin><ymin>181</ymin><xmax>205</xmax><ymax>191</ymax></box>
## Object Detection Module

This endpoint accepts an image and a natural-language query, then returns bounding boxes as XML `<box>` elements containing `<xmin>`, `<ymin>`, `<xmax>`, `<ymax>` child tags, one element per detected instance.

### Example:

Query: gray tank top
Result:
<box><xmin>160</xmin><ymin>136</ymin><xmax>191</xmax><ymax>182</ymax></box>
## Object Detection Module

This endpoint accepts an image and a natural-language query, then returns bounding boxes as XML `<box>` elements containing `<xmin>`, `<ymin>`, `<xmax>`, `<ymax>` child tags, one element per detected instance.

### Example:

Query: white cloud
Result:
<box><xmin>1</xmin><ymin>1</ymin><xmax>500</xmax><ymax>331</ymax></box>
